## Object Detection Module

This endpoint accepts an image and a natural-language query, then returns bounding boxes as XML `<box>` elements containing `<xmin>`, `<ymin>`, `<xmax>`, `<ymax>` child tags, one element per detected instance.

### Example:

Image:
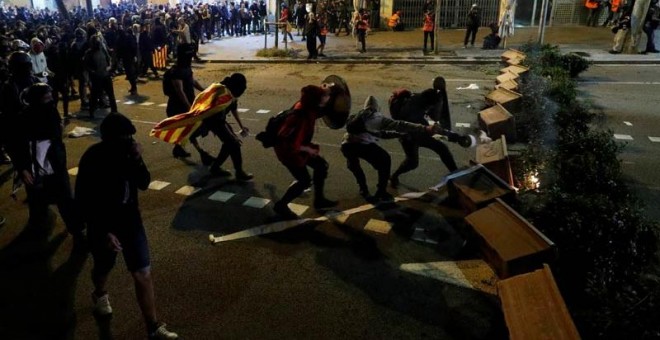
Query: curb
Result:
<box><xmin>204</xmin><ymin>57</ymin><xmax>660</xmax><ymax>65</ymax></box>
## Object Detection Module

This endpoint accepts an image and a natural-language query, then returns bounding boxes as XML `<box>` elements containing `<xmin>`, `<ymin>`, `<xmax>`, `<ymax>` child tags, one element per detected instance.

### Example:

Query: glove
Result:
<box><xmin>431</xmin><ymin>124</ymin><xmax>477</xmax><ymax>148</ymax></box>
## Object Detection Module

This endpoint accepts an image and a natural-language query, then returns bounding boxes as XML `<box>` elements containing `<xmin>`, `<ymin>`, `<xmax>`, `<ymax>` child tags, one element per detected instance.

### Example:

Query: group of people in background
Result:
<box><xmin>604</xmin><ymin>0</ymin><xmax>660</xmax><ymax>54</ymax></box>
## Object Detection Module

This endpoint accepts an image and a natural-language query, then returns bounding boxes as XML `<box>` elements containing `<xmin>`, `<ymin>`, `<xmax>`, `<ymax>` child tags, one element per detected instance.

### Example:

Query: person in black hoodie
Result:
<box><xmin>76</xmin><ymin>112</ymin><xmax>179</xmax><ymax>339</ymax></box>
<box><xmin>12</xmin><ymin>83</ymin><xmax>83</xmax><ymax>238</ymax></box>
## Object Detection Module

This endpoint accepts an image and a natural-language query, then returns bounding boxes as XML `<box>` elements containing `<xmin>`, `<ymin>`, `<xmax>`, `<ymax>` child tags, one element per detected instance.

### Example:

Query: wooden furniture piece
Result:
<box><xmin>501</xmin><ymin>49</ymin><xmax>526</xmax><ymax>66</ymax></box>
<box><xmin>500</xmin><ymin>64</ymin><xmax>529</xmax><ymax>76</ymax></box>
<box><xmin>464</xmin><ymin>198</ymin><xmax>556</xmax><ymax>278</ymax></box>
<box><xmin>498</xmin><ymin>264</ymin><xmax>580</xmax><ymax>340</ymax></box>
<box><xmin>496</xmin><ymin>79</ymin><xmax>519</xmax><ymax>92</ymax></box>
<box><xmin>485</xmin><ymin>87</ymin><xmax>522</xmax><ymax>114</ymax></box>
<box><xmin>475</xmin><ymin>136</ymin><xmax>514</xmax><ymax>187</ymax></box>
<box><xmin>447</xmin><ymin>165</ymin><xmax>516</xmax><ymax>213</ymax></box>
<box><xmin>479</xmin><ymin>103</ymin><xmax>517</xmax><ymax>143</ymax></box>
<box><xmin>496</xmin><ymin>71</ymin><xmax>519</xmax><ymax>85</ymax></box>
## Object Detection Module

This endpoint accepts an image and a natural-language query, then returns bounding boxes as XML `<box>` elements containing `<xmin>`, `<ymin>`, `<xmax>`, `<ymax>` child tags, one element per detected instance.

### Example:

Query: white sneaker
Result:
<box><xmin>92</xmin><ymin>293</ymin><xmax>112</xmax><ymax>315</ymax></box>
<box><xmin>149</xmin><ymin>324</ymin><xmax>179</xmax><ymax>339</ymax></box>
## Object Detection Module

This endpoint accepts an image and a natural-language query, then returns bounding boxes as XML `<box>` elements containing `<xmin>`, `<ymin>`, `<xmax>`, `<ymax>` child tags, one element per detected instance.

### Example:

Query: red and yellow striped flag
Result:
<box><xmin>153</xmin><ymin>45</ymin><xmax>168</xmax><ymax>69</ymax></box>
<box><xmin>150</xmin><ymin>83</ymin><xmax>234</xmax><ymax>145</ymax></box>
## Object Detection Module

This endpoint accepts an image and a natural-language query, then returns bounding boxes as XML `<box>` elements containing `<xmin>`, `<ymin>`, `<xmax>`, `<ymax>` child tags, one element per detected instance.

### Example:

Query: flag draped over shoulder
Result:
<box><xmin>150</xmin><ymin>83</ymin><xmax>234</xmax><ymax>145</ymax></box>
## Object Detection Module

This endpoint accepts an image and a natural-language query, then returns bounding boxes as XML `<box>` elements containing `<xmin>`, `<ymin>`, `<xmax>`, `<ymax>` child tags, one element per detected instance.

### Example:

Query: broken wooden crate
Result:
<box><xmin>496</xmin><ymin>79</ymin><xmax>519</xmax><ymax>92</ymax></box>
<box><xmin>500</xmin><ymin>64</ymin><xmax>529</xmax><ymax>76</ymax></box>
<box><xmin>447</xmin><ymin>164</ymin><xmax>516</xmax><ymax>213</ymax></box>
<box><xmin>464</xmin><ymin>198</ymin><xmax>556</xmax><ymax>278</ymax></box>
<box><xmin>479</xmin><ymin>102</ymin><xmax>517</xmax><ymax>143</ymax></box>
<box><xmin>498</xmin><ymin>264</ymin><xmax>580</xmax><ymax>340</ymax></box>
<box><xmin>501</xmin><ymin>49</ymin><xmax>527</xmax><ymax>66</ymax></box>
<box><xmin>496</xmin><ymin>71</ymin><xmax>519</xmax><ymax>85</ymax></box>
<box><xmin>474</xmin><ymin>135</ymin><xmax>514</xmax><ymax>187</ymax></box>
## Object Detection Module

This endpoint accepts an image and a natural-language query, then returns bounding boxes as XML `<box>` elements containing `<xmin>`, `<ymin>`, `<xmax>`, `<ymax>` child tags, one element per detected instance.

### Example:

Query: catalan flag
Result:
<box><xmin>150</xmin><ymin>83</ymin><xmax>234</xmax><ymax>145</ymax></box>
<box><xmin>153</xmin><ymin>45</ymin><xmax>168</xmax><ymax>69</ymax></box>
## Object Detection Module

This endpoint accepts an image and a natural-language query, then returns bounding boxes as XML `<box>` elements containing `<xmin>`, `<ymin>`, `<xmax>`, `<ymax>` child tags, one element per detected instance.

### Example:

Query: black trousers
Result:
<box><xmin>357</xmin><ymin>29</ymin><xmax>366</xmax><ymax>51</ymax></box>
<box><xmin>26</xmin><ymin>174</ymin><xmax>83</xmax><ymax>235</ymax></box>
<box><xmin>306</xmin><ymin>35</ymin><xmax>318</xmax><ymax>58</ymax></box>
<box><xmin>464</xmin><ymin>26</ymin><xmax>478</xmax><ymax>46</ymax></box>
<box><xmin>89</xmin><ymin>75</ymin><xmax>118</xmax><ymax>115</ymax></box>
<box><xmin>424</xmin><ymin>31</ymin><xmax>434</xmax><ymax>51</ymax></box>
<box><xmin>341</xmin><ymin>142</ymin><xmax>391</xmax><ymax>193</ymax></box>
<box><xmin>278</xmin><ymin>156</ymin><xmax>329</xmax><ymax>205</ymax></box>
<box><xmin>393</xmin><ymin>134</ymin><xmax>458</xmax><ymax>177</ymax></box>
<box><xmin>208</xmin><ymin>120</ymin><xmax>244</xmax><ymax>172</ymax></box>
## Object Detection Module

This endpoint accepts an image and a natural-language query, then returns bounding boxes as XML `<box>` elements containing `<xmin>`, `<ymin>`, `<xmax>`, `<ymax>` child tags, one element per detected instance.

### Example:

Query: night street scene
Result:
<box><xmin>1</xmin><ymin>0</ymin><xmax>660</xmax><ymax>339</ymax></box>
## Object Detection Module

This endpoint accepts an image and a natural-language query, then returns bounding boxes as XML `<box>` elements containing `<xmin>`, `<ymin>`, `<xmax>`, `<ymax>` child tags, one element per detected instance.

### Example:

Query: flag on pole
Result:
<box><xmin>153</xmin><ymin>45</ymin><xmax>168</xmax><ymax>69</ymax></box>
<box><xmin>150</xmin><ymin>83</ymin><xmax>234</xmax><ymax>145</ymax></box>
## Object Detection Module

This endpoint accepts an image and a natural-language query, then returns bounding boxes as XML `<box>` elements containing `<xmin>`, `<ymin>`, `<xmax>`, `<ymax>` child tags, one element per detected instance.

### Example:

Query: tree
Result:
<box><xmin>623</xmin><ymin>0</ymin><xmax>651</xmax><ymax>53</ymax></box>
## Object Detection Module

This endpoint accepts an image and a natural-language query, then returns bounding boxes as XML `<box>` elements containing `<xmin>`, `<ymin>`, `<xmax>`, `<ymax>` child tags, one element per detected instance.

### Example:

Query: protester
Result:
<box><xmin>84</xmin><ymin>34</ymin><xmax>118</xmax><ymax>118</ymax></box>
<box><xmin>423</xmin><ymin>10</ymin><xmax>435</xmax><ymax>53</ymax></box>
<box><xmin>304</xmin><ymin>13</ymin><xmax>319</xmax><ymax>60</ymax></box>
<box><xmin>464</xmin><ymin>3</ymin><xmax>481</xmax><ymax>48</ymax></box>
<box><xmin>76</xmin><ymin>113</ymin><xmax>178</xmax><ymax>340</ymax></box>
<box><xmin>355</xmin><ymin>8</ymin><xmax>369</xmax><ymax>53</ymax></box>
<box><xmin>272</xmin><ymin>84</ymin><xmax>338</xmax><ymax>219</ymax></box>
<box><xmin>388</xmin><ymin>10</ymin><xmax>404</xmax><ymax>31</ymax></box>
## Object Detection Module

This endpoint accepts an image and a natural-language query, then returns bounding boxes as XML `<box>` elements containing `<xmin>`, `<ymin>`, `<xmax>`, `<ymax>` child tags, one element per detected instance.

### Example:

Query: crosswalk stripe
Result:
<box><xmin>208</xmin><ymin>191</ymin><xmax>235</xmax><ymax>202</ymax></box>
<box><xmin>256</xmin><ymin>109</ymin><xmax>271</xmax><ymax>114</ymax></box>
<box><xmin>363</xmin><ymin>219</ymin><xmax>392</xmax><ymax>234</ymax></box>
<box><xmin>623</xmin><ymin>121</ymin><xmax>633</xmax><ymax>126</ymax></box>
<box><xmin>649</xmin><ymin>136</ymin><xmax>660</xmax><ymax>142</ymax></box>
<box><xmin>68</xmin><ymin>167</ymin><xmax>78</xmax><ymax>176</ymax></box>
<box><xmin>124</xmin><ymin>101</ymin><xmax>136</xmax><ymax>105</ymax></box>
<box><xmin>140</xmin><ymin>102</ymin><xmax>155</xmax><ymax>106</ymax></box>
<box><xmin>287</xmin><ymin>203</ymin><xmax>309</xmax><ymax>216</ymax></box>
<box><xmin>242</xmin><ymin>197</ymin><xmax>271</xmax><ymax>209</ymax></box>
<box><xmin>175</xmin><ymin>185</ymin><xmax>200</xmax><ymax>196</ymax></box>
<box><xmin>148</xmin><ymin>180</ymin><xmax>170</xmax><ymax>190</ymax></box>
<box><xmin>613</xmin><ymin>134</ymin><xmax>633</xmax><ymax>140</ymax></box>
<box><xmin>158</xmin><ymin>103</ymin><xmax>168</xmax><ymax>107</ymax></box>
<box><xmin>237</xmin><ymin>108</ymin><xmax>249</xmax><ymax>113</ymax></box>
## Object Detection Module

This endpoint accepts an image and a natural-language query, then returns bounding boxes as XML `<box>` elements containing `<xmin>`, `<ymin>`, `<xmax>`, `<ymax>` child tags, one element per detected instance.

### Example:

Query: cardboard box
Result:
<box><xmin>501</xmin><ymin>49</ymin><xmax>527</xmax><ymax>66</ymax></box>
<box><xmin>498</xmin><ymin>265</ymin><xmax>580</xmax><ymax>340</ymax></box>
<box><xmin>485</xmin><ymin>87</ymin><xmax>522</xmax><ymax>114</ymax></box>
<box><xmin>500</xmin><ymin>64</ymin><xmax>529</xmax><ymax>76</ymax></box>
<box><xmin>464</xmin><ymin>199</ymin><xmax>556</xmax><ymax>278</ymax></box>
<box><xmin>475</xmin><ymin>136</ymin><xmax>514</xmax><ymax>187</ymax></box>
<box><xmin>496</xmin><ymin>79</ymin><xmax>519</xmax><ymax>92</ymax></box>
<box><xmin>478</xmin><ymin>103</ymin><xmax>517</xmax><ymax>143</ymax></box>
<box><xmin>447</xmin><ymin>165</ymin><xmax>516</xmax><ymax>213</ymax></box>
<box><xmin>496</xmin><ymin>71</ymin><xmax>519</xmax><ymax>85</ymax></box>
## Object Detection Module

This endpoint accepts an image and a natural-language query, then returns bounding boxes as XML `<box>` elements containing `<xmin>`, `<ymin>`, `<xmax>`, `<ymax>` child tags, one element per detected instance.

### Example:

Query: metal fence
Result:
<box><xmin>550</xmin><ymin>0</ymin><xmax>611</xmax><ymax>26</ymax></box>
<box><xmin>393</xmin><ymin>0</ymin><xmax>500</xmax><ymax>29</ymax></box>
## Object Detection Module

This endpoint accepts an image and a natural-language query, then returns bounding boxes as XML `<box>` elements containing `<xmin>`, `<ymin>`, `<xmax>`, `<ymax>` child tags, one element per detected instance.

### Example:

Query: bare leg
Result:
<box><xmin>132</xmin><ymin>268</ymin><xmax>158</xmax><ymax>328</ymax></box>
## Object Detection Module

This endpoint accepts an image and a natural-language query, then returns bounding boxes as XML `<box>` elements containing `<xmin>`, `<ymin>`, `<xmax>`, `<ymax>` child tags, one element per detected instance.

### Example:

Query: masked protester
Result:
<box><xmin>76</xmin><ymin>113</ymin><xmax>178</xmax><ymax>340</ymax></box>
<box><xmin>11</xmin><ymin>83</ymin><xmax>84</xmax><ymax>239</ymax></box>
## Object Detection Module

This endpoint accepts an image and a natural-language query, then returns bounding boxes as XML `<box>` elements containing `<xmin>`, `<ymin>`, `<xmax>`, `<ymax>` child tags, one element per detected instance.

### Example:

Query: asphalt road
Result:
<box><xmin>1</xmin><ymin>62</ymin><xmax>658</xmax><ymax>339</ymax></box>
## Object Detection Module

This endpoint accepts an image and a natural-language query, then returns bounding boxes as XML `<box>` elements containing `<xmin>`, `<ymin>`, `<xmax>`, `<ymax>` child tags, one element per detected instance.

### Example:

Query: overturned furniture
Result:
<box><xmin>501</xmin><ymin>49</ymin><xmax>527</xmax><ymax>66</ymax></box>
<box><xmin>479</xmin><ymin>102</ymin><xmax>517</xmax><ymax>143</ymax></box>
<box><xmin>474</xmin><ymin>136</ymin><xmax>514</xmax><ymax>187</ymax></box>
<box><xmin>464</xmin><ymin>198</ymin><xmax>556</xmax><ymax>278</ymax></box>
<box><xmin>498</xmin><ymin>264</ymin><xmax>580</xmax><ymax>340</ymax></box>
<box><xmin>447</xmin><ymin>164</ymin><xmax>516</xmax><ymax>213</ymax></box>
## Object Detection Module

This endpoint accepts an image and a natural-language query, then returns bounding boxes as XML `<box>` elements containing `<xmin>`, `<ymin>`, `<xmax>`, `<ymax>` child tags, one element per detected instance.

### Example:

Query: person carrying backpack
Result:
<box><xmin>388</xmin><ymin>79</ymin><xmax>473</xmax><ymax>188</ymax></box>
<box><xmin>271</xmin><ymin>84</ymin><xmax>338</xmax><ymax>219</ymax></box>
<box><xmin>342</xmin><ymin>95</ymin><xmax>472</xmax><ymax>202</ymax></box>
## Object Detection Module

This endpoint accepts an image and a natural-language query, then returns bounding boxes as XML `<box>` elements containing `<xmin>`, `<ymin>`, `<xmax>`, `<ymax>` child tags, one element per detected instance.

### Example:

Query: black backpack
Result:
<box><xmin>388</xmin><ymin>88</ymin><xmax>412</xmax><ymax>120</ymax></box>
<box><xmin>255</xmin><ymin>108</ymin><xmax>296</xmax><ymax>148</ymax></box>
<box><xmin>162</xmin><ymin>67</ymin><xmax>175</xmax><ymax>96</ymax></box>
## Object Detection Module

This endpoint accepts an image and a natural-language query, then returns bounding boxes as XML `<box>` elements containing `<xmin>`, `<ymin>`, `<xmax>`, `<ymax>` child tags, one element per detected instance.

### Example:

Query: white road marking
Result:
<box><xmin>613</xmin><ymin>134</ymin><xmax>633</xmax><ymax>140</ymax></box>
<box><xmin>175</xmin><ymin>186</ymin><xmax>200</xmax><ymax>196</ymax></box>
<box><xmin>115</xmin><ymin>100</ymin><xmax>121</xmax><ymax>103</ymax></box>
<box><xmin>148</xmin><ymin>180</ymin><xmax>171</xmax><ymax>190</ymax></box>
<box><xmin>68</xmin><ymin>167</ymin><xmax>78</xmax><ymax>176</ymax></box>
<box><xmin>256</xmin><ymin>109</ymin><xmax>271</xmax><ymax>114</ymax></box>
<box><xmin>242</xmin><ymin>197</ymin><xmax>271</xmax><ymax>209</ymax></box>
<box><xmin>139</xmin><ymin>102</ymin><xmax>155</xmax><ymax>106</ymax></box>
<box><xmin>158</xmin><ymin>103</ymin><xmax>167</xmax><ymax>107</ymax></box>
<box><xmin>455</xmin><ymin>122</ymin><xmax>471</xmax><ymax>128</ymax></box>
<box><xmin>287</xmin><ymin>203</ymin><xmax>309</xmax><ymax>216</ymax></box>
<box><xmin>399</xmin><ymin>260</ymin><xmax>497</xmax><ymax>295</ymax></box>
<box><xmin>363</xmin><ymin>219</ymin><xmax>392</xmax><ymax>234</ymax></box>
<box><xmin>237</xmin><ymin>108</ymin><xmax>249</xmax><ymax>113</ymax></box>
<box><xmin>123</xmin><ymin>101</ymin><xmax>136</xmax><ymax>105</ymax></box>
<box><xmin>208</xmin><ymin>191</ymin><xmax>235</xmax><ymax>202</ymax></box>
<box><xmin>649</xmin><ymin>136</ymin><xmax>660</xmax><ymax>142</ymax></box>
<box><xmin>623</xmin><ymin>121</ymin><xmax>633</xmax><ymax>126</ymax></box>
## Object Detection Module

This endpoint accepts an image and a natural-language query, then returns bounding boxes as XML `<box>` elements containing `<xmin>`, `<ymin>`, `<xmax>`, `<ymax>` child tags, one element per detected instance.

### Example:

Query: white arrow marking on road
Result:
<box><xmin>455</xmin><ymin>122</ymin><xmax>471</xmax><ymax>128</ymax></box>
<box><xmin>623</xmin><ymin>121</ymin><xmax>633</xmax><ymax>126</ymax></box>
<box><xmin>399</xmin><ymin>260</ymin><xmax>497</xmax><ymax>295</ymax></box>
<box><xmin>148</xmin><ymin>180</ymin><xmax>171</xmax><ymax>190</ymax></box>
<box><xmin>613</xmin><ymin>134</ymin><xmax>633</xmax><ymax>140</ymax></box>
<box><xmin>649</xmin><ymin>137</ymin><xmax>660</xmax><ymax>143</ymax></box>
<box><xmin>175</xmin><ymin>186</ymin><xmax>200</xmax><ymax>196</ymax></box>
<box><xmin>208</xmin><ymin>191</ymin><xmax>235</xmax><ymax>202</ymax></box>
<box><xmin>68</xmin><ymin>167</ymin><xmax>78</xmax><ymax>176</ymax></box>
<box><xmin>256</xmin><ymin>109</ymin><xmax>271</xmax><ymax>114</ymax></box>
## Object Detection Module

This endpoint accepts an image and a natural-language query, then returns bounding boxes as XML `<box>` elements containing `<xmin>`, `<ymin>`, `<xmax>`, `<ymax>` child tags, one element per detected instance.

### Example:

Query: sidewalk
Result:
<box><xmin>198</xmin><ymin>26</ymin><xmax>660</xmax><ymax>64</ymax></box>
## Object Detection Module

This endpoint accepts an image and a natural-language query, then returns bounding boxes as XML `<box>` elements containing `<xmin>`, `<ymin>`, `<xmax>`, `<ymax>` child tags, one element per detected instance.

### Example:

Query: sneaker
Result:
<box><xmin>92</xmin><ymin>293</ymin><xmax>112</xmax><ymax>316</ymax></box>
<box><xmin>374</xmin><ymin>190</ymin><xmax>394</xmax><ymax>202</ymax></box>
<box><xmin>149</xmin><ymin>323</ymin><xmax>178</xmax><ymax>339</ymax></box>
<box><xmin>172</xmin><ymin>146</ymin><xmax>191</xmax><ymax>158</ymax></box>
<box><xmin>359</xmin><ymin>187</ymin><xmax>370</xmax><ymax>199</ymax></box>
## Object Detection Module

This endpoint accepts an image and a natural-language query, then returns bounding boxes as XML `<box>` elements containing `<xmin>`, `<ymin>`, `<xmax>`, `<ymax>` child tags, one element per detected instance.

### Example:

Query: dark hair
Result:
<box><xmin>100</xmin><ymin>112</ymin><xmax>136</xmax><ymax>140</ymax></box>
<box><xmin>221</xmin><ymin>73</ymin><xmax>247</xmax><ymax>97</ymax></box>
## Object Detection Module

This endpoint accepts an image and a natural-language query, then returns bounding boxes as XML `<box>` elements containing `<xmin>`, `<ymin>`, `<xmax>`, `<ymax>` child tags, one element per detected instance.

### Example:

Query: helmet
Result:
<box><xmin>20</xmin><ymin>83</ymin><xmax>52</xmax><ymax>106</ymax></box>
<box><xmin>8</xmin><ymin>51</ymin><xmax>33</xmax><ymax>75</ymax></box>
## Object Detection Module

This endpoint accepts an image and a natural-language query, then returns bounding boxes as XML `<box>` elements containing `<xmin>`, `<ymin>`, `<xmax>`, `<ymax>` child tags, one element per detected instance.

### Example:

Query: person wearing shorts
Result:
<box><xmin>76</xmin><ymin>113</ymin><xmax>178</xmax><ymax>340</ymax></box>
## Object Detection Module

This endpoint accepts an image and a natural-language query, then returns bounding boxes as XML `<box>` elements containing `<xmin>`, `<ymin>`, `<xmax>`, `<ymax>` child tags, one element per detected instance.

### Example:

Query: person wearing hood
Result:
<box><xmin>271</xmin><ymin>84</ymin><xmax>338</xmax><ymax>219</ymax></box>
<box><xmin>464</xmin><ymin>3</ymin><xmax>481</xmax><ymax>48</ymax></box>
<box><xmin>11</xmin><ymin>83</ymin><xmax>84</xmax><ymax>238</ymax></box>
<box><xmin>29</xmin><ymin>37</ymin><xmax>52</xmax><ymax>83</ymax></box>
<box><xmin>76</xmin><ymin>113</ymin><xmax>179</xmax><ymax>340</ymax></box>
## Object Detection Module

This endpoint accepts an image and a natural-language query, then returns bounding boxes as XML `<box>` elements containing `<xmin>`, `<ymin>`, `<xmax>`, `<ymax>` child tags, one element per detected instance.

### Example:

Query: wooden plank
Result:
<box><xmin>498</xmin><ymin>264</ymin><xmax>581</xmax><ymax>340</ymax></box>
<box><xmin>500</xmin><ymin>64</ymin><xmax>529</xmax><ymax>75</ymax></box>
<box><xmin>496</xmin><ymin>79</ymin><xmax>519</xmax><ymax>92</ymax></box>
<box><xmin>475</xmin><ymin>136</ymin><xmax>515</xmax><ymax>186</ymax></box>
<box><xmin>496</xmin><ymin>71</ymin><xmax>519</xmax><ymax>85</ymax></box>
<box><xmin>501</xmin><ymin>49</ymin><xmax>527</xmax><ymax>65</ymax></box>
